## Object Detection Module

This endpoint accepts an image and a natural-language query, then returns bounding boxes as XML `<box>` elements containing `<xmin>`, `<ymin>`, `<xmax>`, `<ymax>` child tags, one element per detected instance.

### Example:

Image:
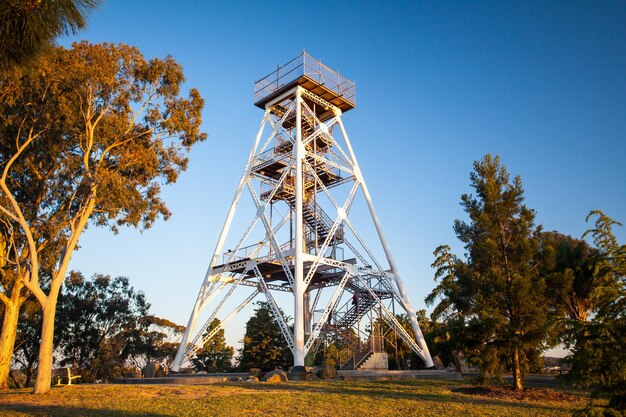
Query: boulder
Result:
<box><xmin>262</xmin><ymin>369</ymin><xmax>288</xmax><ymax>383</ymax></box>
<box><xmin>452</xmin><ymin>351</ymin><xmax>469</xmax><ymax>372</ymax></box>
<box><xmin>318</xmin><ymin>365</ymin><xmax>338</xmax><ymax>380</ymax></box>
<box><xmin>228</xmin><ymin>376</ymin><xmax>243</xmax><ymax>382</ymax></box>
<box><xmin>305</xmin><ymin>373</ymin><xmax>320</xmax><ymax>382</ymax></box>
<box><xmin>309</xmin><ymin>366</ymin><xmax>321</xmax><ymax>376</ymax></box>
<box><xmin>432</xmin><ymin>355</ymin><xmax>446</xmax><ymax>370</ymax></box>
<box><xmin>246</xmin><ymin>376</ymin><xmax>259</xmax><ymax>382</ymax></box>
<box><xmin>248</xmin><ymin>368</ymin><xmax>262</xmax><ymax>378</ymax></box>
<box><xmin>155</xmin><ymin>366</ymin><xmax>166</xmax><ymax>377</ymax></box>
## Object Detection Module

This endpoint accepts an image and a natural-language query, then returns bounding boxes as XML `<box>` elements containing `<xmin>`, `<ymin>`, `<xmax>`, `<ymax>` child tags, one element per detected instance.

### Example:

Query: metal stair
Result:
<box><xmin>335</xmin><ymin>292</ymin><xmax>377</xmax><ymax>328</ymax></box>
<box><xmin>340</xmin><ymin>348</ymin><xmax>374</xmax><ymax>371</ymax></box>
<box><xmin>283</xmin><ymin>196</ymin><xmax>343</xmax><ymax>245</ymax></box>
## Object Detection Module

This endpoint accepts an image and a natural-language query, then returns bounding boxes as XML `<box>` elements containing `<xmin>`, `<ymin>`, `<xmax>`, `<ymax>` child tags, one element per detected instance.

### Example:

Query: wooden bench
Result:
<box><xmin>54</xmin><ymin>368</ymin><xmax>81</xmax><ymax>386</ymax></box>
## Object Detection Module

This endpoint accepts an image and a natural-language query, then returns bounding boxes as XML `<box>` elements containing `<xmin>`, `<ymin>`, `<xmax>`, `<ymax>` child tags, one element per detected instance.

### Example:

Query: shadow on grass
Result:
<box><xmin>215</xmin><ymin>379</ymin><xmax>581</xmax><ymax>414</ymax></box>
<box><xmin>0</xmin><ymin>403</ymin><xmax>168</xmax><ymax>417</ymax></box>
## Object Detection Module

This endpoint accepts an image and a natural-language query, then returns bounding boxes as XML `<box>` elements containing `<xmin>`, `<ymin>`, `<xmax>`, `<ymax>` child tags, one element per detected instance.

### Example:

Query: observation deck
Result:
<box><xmin>254</xmin><ymin>52</ymin><xmax>356</xmax><ymax>117</ymax></box>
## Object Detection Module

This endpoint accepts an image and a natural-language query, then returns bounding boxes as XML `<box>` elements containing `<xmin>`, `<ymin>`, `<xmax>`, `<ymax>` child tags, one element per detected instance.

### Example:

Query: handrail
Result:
<box><xmin>254</xmin><ymin>52</ymin><xmax>356</xmax><ymax>106</ymax></box>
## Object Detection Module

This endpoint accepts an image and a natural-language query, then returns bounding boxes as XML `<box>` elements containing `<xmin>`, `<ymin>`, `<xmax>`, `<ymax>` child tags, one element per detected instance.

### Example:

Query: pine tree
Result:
<box><xmin>428</xmin><ymin>154</ymin><xmax>548</xmax><ymax>390</ymax></box>
<box><xmin>239</xmin><ymin>302</ymin><xmax>292</xmax><ymax>371</ymax></box>
<box><xmin>191</xmin><ymin>319</ymin><xmax>234</xmax><ymax>373</ymax></box>
<box><xmin>568</xmin><ymin>211</ymin><xmax>626</xmax><ymax>413</ymax></box>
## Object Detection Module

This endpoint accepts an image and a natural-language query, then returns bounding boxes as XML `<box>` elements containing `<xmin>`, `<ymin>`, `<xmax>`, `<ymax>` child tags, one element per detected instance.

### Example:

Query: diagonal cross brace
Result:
<box><xmin>247</xmin><ymin>180</ymin><xmax>295</xmax><ymax>286</ymax></box>
<box><xmin>252</xmin><ymin>265</ymin><xmax>295</xmax><ymax>351</ymax></box>
<box><xmin>182</xmin><ymin>289</ymin><xmax>260</xmax><ymax>364</ymax></box>
<box><xmin>353</xmin><ymin>274</ymin><xmax>426</xmax><ymax>360</ymax></box>
<box><xmin>303</xmin><ymin>181</ymin><xmax>359</xmax><ymax>287</ymax></box>
<box><xmin>304</xmin><ymin>270</ymin><xmax>352</xmax><ymax>353</ymax></box>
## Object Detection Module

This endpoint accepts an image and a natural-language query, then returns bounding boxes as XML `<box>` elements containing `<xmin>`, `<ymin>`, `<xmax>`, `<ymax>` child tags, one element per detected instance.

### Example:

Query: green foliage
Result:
<box><xmin>238</xmin><ymin>301</ymin><xmax>292</xmax><ymax>371</ymax></box>
<box><xmin>191</xmin><ymin>319</ymin><xmax>234</xmax><ymax>373</ymax></box>
<box><xmin>539</xmin><ymin>231</ymin><xmax>611</xmax><ymax>351</ymax></box>
<box><xmin>369</xmin><ymin>312</ymin><xmax>427</xmax><ymax>370</ymax></box>
<box><xmin>116</xmin><ymin>315</ymin><xmax>183</xmax><ymax>374</ymax></box>
<box><xmin>0</xmin><ymin>41</ymin><xmax>206</xmax><ymax>391</ymax></box>
<box><xmin>0</xmin><ymin>40</ymin><xmax>206</xmax><ymax>277</ymax></box>
<box><xmin>51</xmin><ymin>273</ymin><xmax>187</xmax><ymax>382</ymax></box>
<box><xmin>312</xmin><ymin>326</ymin><xmax>362</xmax><ymax>369</ymax></box>
<box><xmin>54</xmin><ymin>272</ymin><xmax>149</xmax><ymax>381</ymax></box>
<box><xmin>0</xmin><ymin>0</ymin><xmax>100</xmax><ymax>73</ymax></box>
<box><xmin>566</xmin><ymin>211</ymin><xmax>626</xmax><ymax>412</ymax></box>
<box><xmin>427</xmin><ymin>154</ymin><xmax>549</xmax><ymax>389</ymax></box>
<box><xmin>313</xmin><ymin>339</ymin><xmax>341</xmax><ymax>368</ymax></box>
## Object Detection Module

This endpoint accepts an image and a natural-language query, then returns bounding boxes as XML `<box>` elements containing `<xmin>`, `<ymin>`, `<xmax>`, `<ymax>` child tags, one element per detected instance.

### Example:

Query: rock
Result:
<box><xmin>305</xmin><ymin>373</ymin><xmax>320</xmax><ymax>382</ymax></box>
<box><xmin>452</xmin><ymin>351</ymin><xmax>469</xmax><ymax>372</ymax></box>
<box><xmin>246</xmin><ymin>376</ymin><xmax>259</xmax><ymax>382</ymax></box>
<box><xmin>262</xmin><ymin>369</ymin><xmax>288</xmax><ymax>383</ymax></box>
<box><xmin>309</xmin><ymin>366</ymin><xmax>321</xmax><ymax>376</ymax></box>
<box><xmin>318</xmin><ymin>365</ymin><xmax>338</xmax><ymax>380</ymax></box>
<box><xmin>433</xmin><ymin>355</ymin><xmax>446</xmax><ymax>370</ymax></box>
<box><xmin>249</xmin><ymin>368</ymin><xmax>262</xmax><ymax>378</ymax></box>
<box><xmin>155</xmin><ymin>366</ymin><xmax>166</xmax><ymax>377</ymax></box>
<box><xmin>228</xmin><ymin>376</ymin><xmax>243</xmax><ymax>382</ymax></box>
<box><xmin>143</xmin><ymin>362</ymin><xmax>160</xmax><ymax>378</ymax></box>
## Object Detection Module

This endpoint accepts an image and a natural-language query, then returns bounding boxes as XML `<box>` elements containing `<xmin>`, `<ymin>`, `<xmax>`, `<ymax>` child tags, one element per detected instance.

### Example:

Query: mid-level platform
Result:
<box><xmin>213</xmin><ymin>258</ymin><xmax>357</xmax><ymax>289</ymax></box>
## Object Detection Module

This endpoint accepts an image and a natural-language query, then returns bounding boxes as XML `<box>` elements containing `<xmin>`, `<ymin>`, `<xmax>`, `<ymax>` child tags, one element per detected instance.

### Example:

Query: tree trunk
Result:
<box><xmin>0</xmin><ymin>298</ymin><xmax>21</xmax><ymax>389</ymax></box>
<box><xmin>513</xmin><ymin>346</ymin><xmax>523</xmax><ymax>391</ymax></box>
<box><xmin>32</xmin><ymin>294</ymin><xmax>58</xmax><ymax>394</ymax></box>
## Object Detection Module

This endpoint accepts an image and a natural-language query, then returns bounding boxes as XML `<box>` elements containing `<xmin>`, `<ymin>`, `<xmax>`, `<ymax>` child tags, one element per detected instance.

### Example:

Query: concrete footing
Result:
<box><xmin>113</xmin><ymin>373</ymin><xmax>249</xmax><ymax>385</ymax></box>
<box><xmin>339</xmin><ymin>370</ymin><xmax>463</xmax><ymax>382</ymax></box>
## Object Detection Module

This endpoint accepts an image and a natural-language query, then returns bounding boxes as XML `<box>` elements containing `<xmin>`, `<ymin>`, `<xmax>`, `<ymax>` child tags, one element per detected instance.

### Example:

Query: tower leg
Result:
<box><xmin>293</xmin><ymin>87</ymin><xmax>306</xmax><ymax>370</ymax></box>
<box><xmin>335</xmin><ymin>112</ymin><xmax>435</xmax><ymax>368</ymax></box>
<box><xmin>171</xmin><ymin>111</ymin><xmax>269</xmax><ymax>372</ymax></box>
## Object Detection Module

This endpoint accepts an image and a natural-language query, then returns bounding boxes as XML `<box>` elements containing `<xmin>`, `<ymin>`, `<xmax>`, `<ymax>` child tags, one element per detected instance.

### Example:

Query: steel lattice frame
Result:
<box><xmin>172</xmin><ymin>82</ymin><xmax>434</xmax><ymax>372</ymax></box>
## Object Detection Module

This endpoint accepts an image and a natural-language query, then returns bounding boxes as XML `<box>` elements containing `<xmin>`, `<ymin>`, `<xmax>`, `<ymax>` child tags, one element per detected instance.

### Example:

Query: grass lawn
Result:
<box><xmin>0</xmin><ymin>379</ymin><xmax>587</xmax><ymax>417</ymax></box>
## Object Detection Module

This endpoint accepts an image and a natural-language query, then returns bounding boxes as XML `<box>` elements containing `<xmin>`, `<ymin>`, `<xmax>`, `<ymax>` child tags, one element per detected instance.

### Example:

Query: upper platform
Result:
<box><xmin>254</xmin><ymin>52</ymin><xmax>356</xmax><ymax>113</ymax></box>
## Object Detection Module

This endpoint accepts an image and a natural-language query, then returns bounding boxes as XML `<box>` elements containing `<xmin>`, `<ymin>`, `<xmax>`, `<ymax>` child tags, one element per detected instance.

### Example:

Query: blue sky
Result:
<box><xmin>62</xmin><ymin>1</ymin><xmax>626</xmax><ymax>348</ymax></box>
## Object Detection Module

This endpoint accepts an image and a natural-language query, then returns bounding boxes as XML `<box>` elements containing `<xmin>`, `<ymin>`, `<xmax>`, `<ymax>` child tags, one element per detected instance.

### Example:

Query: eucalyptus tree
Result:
<box><xmin>55</xmin><ymin>273</ymin><xmax>150</xmax><ymax>382</ymax></box>
<box><xmin>123</xmin><ymin>315</ymin><xmax>185</xmax><ymax>372</ymax></box>
<box><xmin>0</xmin><ymin>41</ymin><xmax>206</xmax><ymax>393</ymax></box>
<box><xmin>427</xmin><ymin>154</ymin><xmax>548</xmax><ymax>390</ymax></box>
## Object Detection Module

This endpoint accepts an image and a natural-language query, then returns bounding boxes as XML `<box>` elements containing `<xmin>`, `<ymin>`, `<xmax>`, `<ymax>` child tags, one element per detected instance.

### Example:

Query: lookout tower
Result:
<box><xmin>172</xmin><ymin>52</ymin><xmax>434</xmax><ymax>372</ymax></box>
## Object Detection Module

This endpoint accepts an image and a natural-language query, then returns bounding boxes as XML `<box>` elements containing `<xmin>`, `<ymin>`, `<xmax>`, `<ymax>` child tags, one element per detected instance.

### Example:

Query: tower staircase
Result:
<box><xmin>283</xmin><ymin>196</ymin><xmax>344</xmax><ymax>246</ymax></box>
<box><xmin>320</xmin><ymin>283</ymin><xmax>391</xmax><ymax>370</ymax></box>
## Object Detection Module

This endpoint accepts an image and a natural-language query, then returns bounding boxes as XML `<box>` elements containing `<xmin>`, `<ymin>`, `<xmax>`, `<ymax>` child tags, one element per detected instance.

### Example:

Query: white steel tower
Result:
<box><xmin>172</xmin><ymin>53</ymin><xmax>434</xmax><ymax>372</ymax></box>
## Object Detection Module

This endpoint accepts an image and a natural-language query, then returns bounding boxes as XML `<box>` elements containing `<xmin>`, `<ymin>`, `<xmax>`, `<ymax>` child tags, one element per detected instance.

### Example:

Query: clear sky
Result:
<box><xmin>61</xmin><ymin>1</ymin><xmax>626</xmax><ymax>349</ymax></box>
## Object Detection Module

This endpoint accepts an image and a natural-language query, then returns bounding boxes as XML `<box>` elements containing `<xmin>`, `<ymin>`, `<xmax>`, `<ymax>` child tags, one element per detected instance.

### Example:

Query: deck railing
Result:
<box><xmin>254</xmin><ymin>52</ymin><xmax>356</xmax><ymax>106</ymax></box>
